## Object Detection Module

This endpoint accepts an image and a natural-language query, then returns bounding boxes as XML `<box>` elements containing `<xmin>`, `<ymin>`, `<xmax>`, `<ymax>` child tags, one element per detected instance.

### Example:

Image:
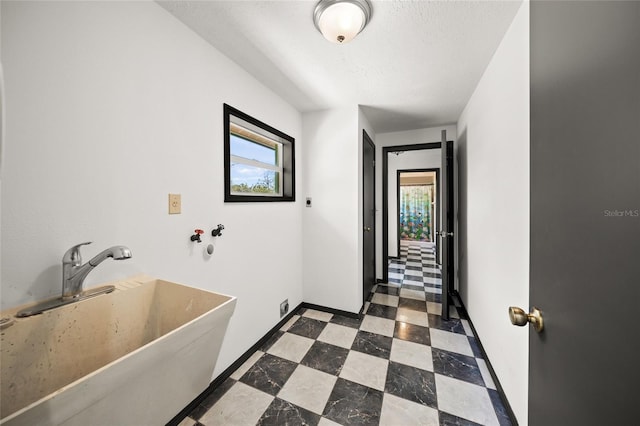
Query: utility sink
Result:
<box><xmin>1</xmin><ymin>275</ymin><xmax>236</xmax><ymax>425</ymax></box>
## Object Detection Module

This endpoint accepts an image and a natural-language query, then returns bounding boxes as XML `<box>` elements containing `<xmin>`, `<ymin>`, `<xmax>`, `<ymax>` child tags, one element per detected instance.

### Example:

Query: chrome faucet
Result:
<box><xmin>15</xmin><ymin>242</ymin><xmax>133</xmax><ymax>318</ymax></box>
<box><xmin>62</xmin><ymin>242</ymin><xmax>132</xmax><ymax>299</ymax></box>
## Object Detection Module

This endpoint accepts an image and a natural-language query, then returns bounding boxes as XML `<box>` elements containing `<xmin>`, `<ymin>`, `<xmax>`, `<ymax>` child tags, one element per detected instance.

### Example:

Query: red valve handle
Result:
<box><xmin>194</xmin><ymin>229</ymin><xmax>204</xmax><ymax>235</ymax></box>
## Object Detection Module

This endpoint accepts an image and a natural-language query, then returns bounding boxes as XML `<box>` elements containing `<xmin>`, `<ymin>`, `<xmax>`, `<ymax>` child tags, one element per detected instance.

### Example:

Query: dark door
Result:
<box><xmin>439</xmin><ymin>131</ymin><xmax>454</xmax><ymax>320</ymax></box>
<box><xmin>528</xmin><ymin>2</ymin><xmax>640</xmax><ymax>424</ymax></box>
<box><xmin>363</xmin><ymin>131</ymin><xmax>376</xmax><ymax>305</ymax></box>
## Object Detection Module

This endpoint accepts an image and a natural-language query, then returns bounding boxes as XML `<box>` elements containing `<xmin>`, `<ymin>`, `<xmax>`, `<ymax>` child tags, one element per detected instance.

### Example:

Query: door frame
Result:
<box><xmin>362</xmin><ymin>130</ymin><xmax>376</xmax><ymax>305</ymax></box>
<box><xmin>382</xmin><ymin>142</ymin><xmax>440</xmax><ymax>282</ymax></box>
<box><xmin>396</xmin><ymin>168</ymin><xmax>440</xmax><ymax>252</ymax></box>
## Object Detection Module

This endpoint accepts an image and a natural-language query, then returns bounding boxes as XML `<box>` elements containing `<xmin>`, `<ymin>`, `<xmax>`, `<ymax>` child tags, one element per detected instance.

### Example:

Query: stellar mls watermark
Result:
<box><xmin>603</xmin><ymin>209</ymin><xmax>639</xmax><ymax>217</ymax></box>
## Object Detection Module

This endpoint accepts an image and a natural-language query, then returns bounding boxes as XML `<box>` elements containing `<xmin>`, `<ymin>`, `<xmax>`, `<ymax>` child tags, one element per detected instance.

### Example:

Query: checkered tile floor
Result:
<box><xmin>179</xmin><ymin>241</ymin><xmax>511</xmax><ymax>426</ymax></box>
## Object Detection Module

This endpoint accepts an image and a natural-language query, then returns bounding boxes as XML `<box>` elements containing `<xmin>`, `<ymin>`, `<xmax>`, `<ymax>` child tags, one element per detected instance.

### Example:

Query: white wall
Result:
<box><xmin>301</xmin><ymin>107</ymin><xmax>361</xmax><ymax>313</ymax></box>
<box><xmin>375</xmin><ymin>125</ymin><xmax>456</xmax><ymax>278</ymax></box>
<box><xmin>0</xmin><ymin>1</ymin><xmax>303</xmax><ymax>378</ymax></box>
<box><xmin>456</xmin><ymin>2</ymin><xmax>529</xmax><ymax>423</ymax></box>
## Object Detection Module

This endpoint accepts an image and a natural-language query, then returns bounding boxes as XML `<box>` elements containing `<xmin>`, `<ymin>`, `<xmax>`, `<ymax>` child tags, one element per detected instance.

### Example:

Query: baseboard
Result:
<box><xmin>166</xmin><ymin>302</ymin><xmax>304</xmax><ymax>426</ymax></box>
<box><xmin>300</xmin><ymin>301</ymin><xmax>360</xmax><ymax>319</ymax></box>
<box><xmin>451</xmin><ymin>290</ymin><xmax>519</xmax><ymax>426</ymax></box>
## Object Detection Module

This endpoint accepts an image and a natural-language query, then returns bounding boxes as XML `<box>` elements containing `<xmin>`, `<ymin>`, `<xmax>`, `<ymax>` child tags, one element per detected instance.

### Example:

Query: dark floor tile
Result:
<box><xmin>468</xmin><ymin>336</ymin><xmax>483</xmax><ymax>358</ymax></box>
<box><xmin>385</xmin><ymin>361</ymin><xmax>437</xmax><ymax>408</ymax></box>
<box><xmin>388</xmin><ymin>267</ymin><xmax>405</xmax><ymax>274</ymax></box>
<box><xmin>428</xmin><ymin>314</ymin><xmax>466</xmax><ymax>335</ymax></box>
<box><xmin>424</xmin><ymin>271</ymin><xmax>441</xmax><ymax>278</ymax></box>
<box><xmin>432</xmin><ymin>348</ymin><xmax>485</xmax><ymax>387</ymax></box>
<box><xmin>488</xmin><ymin>389</ymin><xmax>513</xmax><ymax>426</ymax></box>
<box><xmin>375</xmin><ymin>285</ymin><xmax>400</xmax><ymax>296</ymax></box>
<box><xmin>260</xmin><ymin>330</ymin><xmax>284</xmax><ymax>351</ymax></box>
<box><xmin>351</xmin><ymin>330</ymin><xmax>393</xmax><ymax>359</ymax></box>
<box><xmin>301</xmin><ymin>341</ymin><xmax>349</xmax><ymax>376</ymax></box>
<box><xmin>439</xmin><ymin>411</ymin><xmax>482</xmax><ymax>426</ymax></box>
<box><xmin>425</xmin><ymin>292</ymin><xmax>443</xmax><ymax>303</ymax></box>
<box><xmin>288</xmin><ymin>316</ymin><xmax>328</xmax><ymax>340</ymax></box>
<box><xmin>366</xmin><ymin>303</ymin><xmax>397</xmax><ymax>320</ymax></box>
<box><xmin>394</xmin><ymin>322</ymin><xmax>431</xmax><ymax>345</ymax></box>
<box><xmin>330</xmin><ymin>314</ymin><xmax>362</xmax><ymax>329</ymax></box>
<box><xmin>388</xmin><ymin>278</ymin><xmax>403</xmax><ymax>284</ymax></box>
<box><xmin>188</xmin><ymin>377</ymin><xmax>236</xmax><ymax>420</ymax></box>
<box><xmin>257</xmin><ymin>398</ymin><xmax>320</xmax><ymax>426</ymax></box>
<box><xmin>402</xmin><ymin>283</ymin><xmax>425</xmax><ymax>292</ymax></box>
<box><xmin>398</xmin><ymin>297</ymin><xmax>427</xmax><ymax>312</ymax></box>
<box><xmin>323</xmin><ymin>378</ymin><xmax>383</xmax><ymax>426</ymax></box>
<box><xmin>405</xmin><ymin>265</ymin><xmax>422</xmax><ymax>271</ymax></box>
<box><xmin>239</xmin><ymin>353</ymin><xmax>298</xmax><ymax>396</ymax></box>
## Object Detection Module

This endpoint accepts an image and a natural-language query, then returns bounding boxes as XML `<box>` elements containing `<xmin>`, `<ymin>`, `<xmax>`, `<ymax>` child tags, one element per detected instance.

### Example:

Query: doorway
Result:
<box><xmin>381</xmin><ymin>143</ymin><xmax>440</xmax><ymax>283</ymax></box>
<box><xmin>362</xmin><ymin>130</ymin><xmax>376</xmax><ymax>306</ymax></box>
<box><xmin>397</xmin><ymin>169</ymin><xmax>439</xmax><ymax>250</ymax></box>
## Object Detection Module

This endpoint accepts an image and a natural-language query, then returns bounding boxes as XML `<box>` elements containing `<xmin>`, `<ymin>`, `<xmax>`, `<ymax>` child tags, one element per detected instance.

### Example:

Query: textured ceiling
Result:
<box><xmin>158</xmin><ymin>0</ymin><xmax>522</xmax><ymax>133</ymax></box>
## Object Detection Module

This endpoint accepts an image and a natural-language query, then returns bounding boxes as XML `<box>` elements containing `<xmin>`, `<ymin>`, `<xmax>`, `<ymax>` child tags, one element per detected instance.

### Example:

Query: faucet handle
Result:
<box><xmin>63</xmin><ymin>242</ymin><xmax>92</xmax><ymax>264</ymax></box>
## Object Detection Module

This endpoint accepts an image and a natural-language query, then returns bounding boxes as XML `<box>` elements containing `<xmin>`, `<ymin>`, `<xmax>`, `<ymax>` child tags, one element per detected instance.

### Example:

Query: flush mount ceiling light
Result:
<box><xmin>313</xmin><ymin>0</ymin><xmax>372</xmax><ymax>44</ymax></box>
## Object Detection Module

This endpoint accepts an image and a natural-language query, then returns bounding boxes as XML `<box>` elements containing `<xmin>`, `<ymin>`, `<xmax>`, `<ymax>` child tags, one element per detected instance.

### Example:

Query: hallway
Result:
<box><xmin>179</xmin><ymin>241</ymin><xmax>510</xmax><ymax>425</ymax></box>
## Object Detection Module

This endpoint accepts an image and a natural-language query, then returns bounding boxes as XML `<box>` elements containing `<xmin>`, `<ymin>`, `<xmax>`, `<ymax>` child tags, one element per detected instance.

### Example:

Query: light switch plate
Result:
<box><xmin>168</xmin><ymin>194</ymin><xmax>181</xmax><ymax>214</ymax></box>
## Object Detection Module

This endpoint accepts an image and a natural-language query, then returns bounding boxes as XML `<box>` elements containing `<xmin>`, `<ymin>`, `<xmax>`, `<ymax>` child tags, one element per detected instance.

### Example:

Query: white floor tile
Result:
<box><xmin>360</xmin><ymin>315</ymin><xmax>396</xmax><ymax>337</ymax></box>
<box><xmin>423</xmin><ymin>276</ymin><xmax>441</xmax><ymax>285</ymax></box>
<box><xmin>303</xmin><ymin>309</ymin><xmax>333</xmax><ymax>322</ymax></box>
<box><xmin>476</xmin><ymin>358</ymin><xmax>496</xmax><ymax>390</ymax></box>
<box><xmin>404</xmin><ymin>268</ymin><xmax>423</xmax><ymax>277</ymax></box>
<box><xmin>339</xmin><ymin>350</ymin><xmax>388</xmax><ymax>391</ymax></box>
<box><xmin>372</xmin><ymin>293</ymin><xmax>399</xmax><ymax>307</ymax></box>
<box><xmin>317</xmin><ymin>323</ymin><xmax>358</xmax><ymax>349</ymax></box>
<box><xmin>390</xmin><ymin>338</ymin><xmax>433</xmax><ymax>371</ymax></box>
<box><xmin>280</xmin><ymin>315</ymin><xmax>300</xmax><ymax>332</ymax></box>
<box><xmin>177</xmin><ymin>417</ymin><xmax>195</xmax><ymax>426</ymax></box>
<box><xmin>380</xmin><ymin>393</ymin><xmax>439</xmax><ymax>426</ymax></box>
<box><xmin>267</xmin><ymin>332</ymin><xmax>314</xmax><ymax>363</ymax></box>
<box><xmin>396</xmin><ymin>307</ymin><xmax>429</xmax><ymax>327</ymax></box>
<box><xmin>429</xmin><ymin>329</ymin><xmax>473</xmax><ymax>357</ymax></box>
<box><xmin>278</xmin><ymin>365</ymin><xmax>337</xmax><ymax>414</ymax></box>
<box><xmin>426</xmin><ymin>302</ymin><xmax>441</xmax><ymax>315</ymax></box>
<box><xmin>200</xmin><ymin>382</ymin><xmax>273</xmax><ymax>426</ymax></box>
<box><xmin>230</xmin><ymin>350</ymin><xmax>264</xmax><ymax>380</ymax></box>
<box><xmin>400</xmin><ymin>288</ymin><xmax>426</xmax><ymax>301</ymax></box>
<box><xmin>449</xmin><ymin>306</ymin><xmax>460</xmax><ymax>319</ymax></box>
<box><xmin>388</xmin><ymin>272</ymin><xmax>404</xmax><ymax>280</ymax></box>
<box><xmin>461</xmin><ymin>319</ymin><xmax>474</xmax><ymax>336</ymax></box>
<box><xmin>424</xmin><ymin>286</ymin><xmax>441</xmax><ymax>295</ymax></box>
<box><xmin>318</xmin><ymin>417</ymin><xmax>342</xmax><ymax>426</ymax></box>
<box><xmin>435</xmin><ymin>374</ymin><xmax>499</xmax><ymax>426</ymax></box>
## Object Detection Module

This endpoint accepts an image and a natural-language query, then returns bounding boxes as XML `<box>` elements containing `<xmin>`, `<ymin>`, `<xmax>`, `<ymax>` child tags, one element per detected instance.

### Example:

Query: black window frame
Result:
<box><xmin>223</xmin><ymin>104</ymin><xmax>295</xmax><ymax>203</ymax></box>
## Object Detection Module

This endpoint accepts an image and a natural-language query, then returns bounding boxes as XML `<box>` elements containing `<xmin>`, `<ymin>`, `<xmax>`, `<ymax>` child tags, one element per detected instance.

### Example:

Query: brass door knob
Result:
<box><xmin>509</xmin><ymin>306</ymin><xmax>544</xmax><ymax>332</ymax></box>
<box><xmin>364</xmin><ymin>227</ymin><xmax>371</xmax><ymax>232</ymax></box>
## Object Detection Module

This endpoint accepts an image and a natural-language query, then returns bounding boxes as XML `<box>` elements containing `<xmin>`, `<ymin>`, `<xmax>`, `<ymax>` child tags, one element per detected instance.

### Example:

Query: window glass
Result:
<box><xmin>230</xmin><ymin>163</ymin><xmax>280</xmax><ymax>195</ymax></box>
<box><xmin>224</xmin><ymin>104</ymin><xmax>295</xmax><ymax>202</ymax></box>
<box><xmin>230</xmin><ymin>134</ymin><xmax>279</xmax><ymax>166</ymax></box>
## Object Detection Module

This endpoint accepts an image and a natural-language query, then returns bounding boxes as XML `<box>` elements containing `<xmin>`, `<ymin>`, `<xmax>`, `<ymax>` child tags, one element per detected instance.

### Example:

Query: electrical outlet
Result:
<box><xmin>168</xmin><ymin>194</ymin><xmax>181</xmax><ymax>214</ymax></box>
<box><xmin>280</xmin><ymin>299</ymin><xmax>289</xmax><ymax>318</ymax></box>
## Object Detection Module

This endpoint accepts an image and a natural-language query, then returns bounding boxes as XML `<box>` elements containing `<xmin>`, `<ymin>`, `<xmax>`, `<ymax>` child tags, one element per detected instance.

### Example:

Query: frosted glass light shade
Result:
<box><xmin>314</xmin><ymin>0</ymin><xmax>372</xmax><ymax>44</ymax></box>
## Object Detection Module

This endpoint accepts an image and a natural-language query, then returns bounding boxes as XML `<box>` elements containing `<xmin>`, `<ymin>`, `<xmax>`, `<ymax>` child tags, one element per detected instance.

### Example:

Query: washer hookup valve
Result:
<box><xmin>211</xmin><ymin>224</ymin><xmax>225</xmax><ymax>237</ymax></box>
<box><xmin>190</xmin><ymin>229</ymin><xmax>204</xmax><ymax>243</ymax></box>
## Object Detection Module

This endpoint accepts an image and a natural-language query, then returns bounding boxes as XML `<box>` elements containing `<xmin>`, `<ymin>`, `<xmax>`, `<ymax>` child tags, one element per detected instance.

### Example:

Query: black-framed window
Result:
<box><xmin>223</xmin><ymin>104</ymin><xmax>295</xmax><ymax>202</ymax></box>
